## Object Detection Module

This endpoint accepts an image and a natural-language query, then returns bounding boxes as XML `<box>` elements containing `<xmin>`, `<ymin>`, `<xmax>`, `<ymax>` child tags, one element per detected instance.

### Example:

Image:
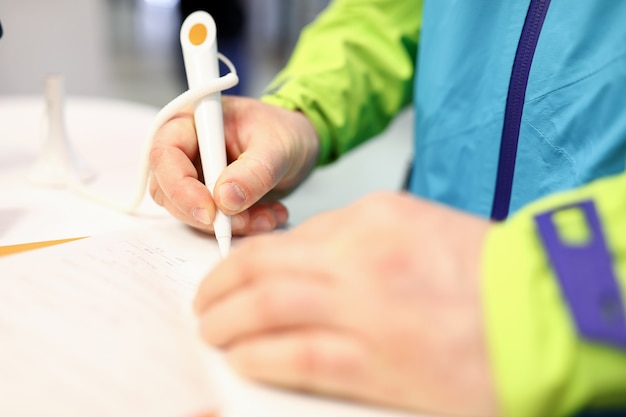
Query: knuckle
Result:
<box><xmin>148</xmin><ymin>144</ymin><xmax>166</xmax><ymax>170</ymax></box>
<box><xmin>254</xmin><ymin>284</ymin><xmax>288</xmax><ymax>326</ymax></box>
<box><xmin>246</xmin><ymin>155</ymin><xmax>281</xmax><ymax>191</ymax></box>
<box><xmin>167</xmin><ymin>181</ymin><xmax>185</xmax><ymax>203</ymax></box>
<box><xmin>168</xmin><ymin>177</ymin><xmax>198</xmax><ymax>208</ymax></box>
<box><xmin>148</xmin><ymin>175</ymin><xmax>157</xmax><ymax>197</ymax></box>
<box><xmin>149</xmin><ymin>182</ymin><xmax>163</xmax><ymax>206</ymax></box>
<box><xmin>359</xmin><ymin>190</ymin><xmax>396</xmax><ymax>207</ymax></box>
<box><xmin>291</xmin><ymin>333</ymin><xmax>323</xmax><ymax>384</ymax></box>
<box><xmin>292</xmin><ymin>335</ymin><xmax>363</xmax><ymax>387</ymax></box>
<box><xmin>354</xmin><ymin>191</ymin><xmax>409</xmax><ymax>219</ymax></box>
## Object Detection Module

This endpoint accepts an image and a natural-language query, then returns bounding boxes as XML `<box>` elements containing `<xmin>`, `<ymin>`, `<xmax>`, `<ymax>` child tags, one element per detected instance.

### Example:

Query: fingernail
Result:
<box><xmin>220</xmin><ymin>182</ymin><xmax>247</xmax><ymax>211</ymax></box>
<box><xmin>192</xmin><ymin>208</ymin><xmax>212</xmax><ymax>225</ymax></box>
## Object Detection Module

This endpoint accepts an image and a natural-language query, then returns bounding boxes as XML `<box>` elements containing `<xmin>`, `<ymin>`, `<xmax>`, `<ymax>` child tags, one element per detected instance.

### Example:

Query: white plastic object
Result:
<box><xmin>28</xmin><ymin>74</ymin><xmax>95</xmax><ymax>187</ymax></box>
<box><xmin>180</xmin><ymin>11</ymin><xmax>231</xmax><ymax>257</ymax></box>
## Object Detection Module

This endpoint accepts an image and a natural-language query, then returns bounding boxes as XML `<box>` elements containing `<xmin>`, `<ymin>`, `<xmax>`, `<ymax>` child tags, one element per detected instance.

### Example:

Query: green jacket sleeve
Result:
<box><xmin>483</xmin><ymin>172</ymin><xmax>626</xmax><ymax>417</ymax></box>
<box><xmin>260</xmin><ymin>0</ymin><xmax>422</xmax><ymax>165</ymax></box>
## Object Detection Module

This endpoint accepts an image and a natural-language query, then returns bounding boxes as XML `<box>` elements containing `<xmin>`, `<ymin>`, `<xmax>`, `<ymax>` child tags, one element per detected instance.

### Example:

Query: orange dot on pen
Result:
<box><xmin>189</xmin><ymin>23</ymin><xmax>207</xmax><ymax>46</ymax></box>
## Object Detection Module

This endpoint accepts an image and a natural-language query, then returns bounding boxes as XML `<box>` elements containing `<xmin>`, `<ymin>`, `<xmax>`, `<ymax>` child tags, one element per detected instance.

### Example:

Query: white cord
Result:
<box><xmin>67</xmin><ymin>53</ymin><xmax>239</xmax><ymax>214</ymax></box>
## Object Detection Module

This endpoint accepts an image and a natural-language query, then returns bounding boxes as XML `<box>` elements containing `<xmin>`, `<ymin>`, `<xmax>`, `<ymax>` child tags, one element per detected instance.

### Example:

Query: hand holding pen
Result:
<box><xmin>149</xmin><ymin>11</ymin><xmax>319</xmax><ymax>253</ymax></box>
<box><xmin>147</xmin><ymin>83</ymin><xmax>319</xmax><ymax>246</ymax></box>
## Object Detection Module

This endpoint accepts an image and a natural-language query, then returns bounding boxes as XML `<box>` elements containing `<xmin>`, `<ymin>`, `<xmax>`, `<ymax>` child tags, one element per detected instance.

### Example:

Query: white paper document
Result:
<box><xmin>0</xmin><ymin>221</ymin><xmax>425</xmax><ymax>417</ymax></box>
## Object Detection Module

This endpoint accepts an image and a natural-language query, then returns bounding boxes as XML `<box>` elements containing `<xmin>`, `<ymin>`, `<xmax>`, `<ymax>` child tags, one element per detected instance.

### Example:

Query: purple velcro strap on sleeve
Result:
<box><xmin>534</xmin><ymin>200</ymin><xmax>626</xmax><ymax>349</ymax></box>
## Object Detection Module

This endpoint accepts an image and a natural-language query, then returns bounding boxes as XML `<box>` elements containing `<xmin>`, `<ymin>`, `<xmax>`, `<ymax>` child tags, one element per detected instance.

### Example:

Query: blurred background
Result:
<box><xmin>0</xmin><ymin>0</ymin><xmax>331</xmax><ymax>106</ymax></box>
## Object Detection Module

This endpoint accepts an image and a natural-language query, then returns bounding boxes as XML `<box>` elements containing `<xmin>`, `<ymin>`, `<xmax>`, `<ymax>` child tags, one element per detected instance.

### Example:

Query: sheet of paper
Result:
<box><xmin>0</xmin><ymin>221</ymin><xmax>429</xmax><ymax>417</ymax></box>
<box><xmin>0</xmin><ymin>220</ymin><xmax>220</xmax><ymax>417</ymax></box>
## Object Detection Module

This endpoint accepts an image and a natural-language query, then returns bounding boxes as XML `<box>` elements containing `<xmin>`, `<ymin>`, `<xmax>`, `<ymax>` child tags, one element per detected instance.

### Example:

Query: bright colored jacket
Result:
<box><xmin>261</xmin><ymin>0</ymin><xmax>626</xmax><ymax>416</ymax></box>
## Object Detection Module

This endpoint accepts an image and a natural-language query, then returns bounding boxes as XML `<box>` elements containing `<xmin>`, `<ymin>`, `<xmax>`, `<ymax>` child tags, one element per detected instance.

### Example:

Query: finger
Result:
<box><xmin>146</xmin><ymin>196</ymin><xmax>289</xmax><ymax>236</ymax></box>
<box><xmin>226</xmin><ymin>330</ymin><xmax>377</xmax><ymax>403</ymax></box>
<box><xmin>151</xmin><ymin>152</ymin><xmax>287</xmax><ymax>233</ymax></box>
<box><xmin>221</xmin><ymin>200</ymin><xmax>289</xmax><ymax>236</ymax></box>
<box><xmin>198</xmin><ymin>278</ymin><xmax>333</xmax><ymax>347</ymax></box>
<box><xmin>150</xmin><ymin>143</ymin><xmax>216</xmax><ymax>225</ymax></box>
<box><xmin>193</xmin><ymin>237</ymin><xmax>329</xmax><ymax>315</ymax></box>
<box><xmin>150</xmin><ymin>111</ymin><xmax>218</xmax><ymax>224</ymax></box>
<box><xmin>151</xmin><ymin>185</ymin><xmax>215</xmax><ymax>233</ymax></box>
<box><xmin>232</xmin><ymin>201</ymin><xmax>289</xmax><ymax>235</ymax></box>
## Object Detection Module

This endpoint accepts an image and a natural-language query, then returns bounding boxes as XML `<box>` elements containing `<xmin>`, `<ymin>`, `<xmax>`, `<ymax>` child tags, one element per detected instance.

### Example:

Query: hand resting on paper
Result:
<box><xmin>193</xmin><ymin>192</ymin><xmax>499</xmax><ymax>417</ymax></box>
<box><xmin>148</xmin><ymin>96</ymin><xmax>319</xmax><ymax>235</ymax></box>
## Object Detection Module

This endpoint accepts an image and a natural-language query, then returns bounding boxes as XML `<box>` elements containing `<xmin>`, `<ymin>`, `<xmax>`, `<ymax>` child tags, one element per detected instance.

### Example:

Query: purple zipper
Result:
<box><xmin>535</xmin><ymin>201</ymin><xmax>626</xmax><ymax>349</ymax></box>
<box><xmin>490</xmin><ymin>0</ymin><xmax>552</xmax><ymax>221</ymax></box>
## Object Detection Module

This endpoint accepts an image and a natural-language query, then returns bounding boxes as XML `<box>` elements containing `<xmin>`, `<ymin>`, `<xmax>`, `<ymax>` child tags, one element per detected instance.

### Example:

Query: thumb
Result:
<box><xmin>213</xmin><ymin>144</ymin><xmax>289</xmax><ymax>215</ymax></box>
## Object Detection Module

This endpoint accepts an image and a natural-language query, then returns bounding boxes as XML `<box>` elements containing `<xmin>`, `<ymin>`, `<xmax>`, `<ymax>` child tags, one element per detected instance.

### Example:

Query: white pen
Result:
<box><xmin>180</xmin><ymin>11</ymin><xmax>231</xmax><ymax>257</ymax></box>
